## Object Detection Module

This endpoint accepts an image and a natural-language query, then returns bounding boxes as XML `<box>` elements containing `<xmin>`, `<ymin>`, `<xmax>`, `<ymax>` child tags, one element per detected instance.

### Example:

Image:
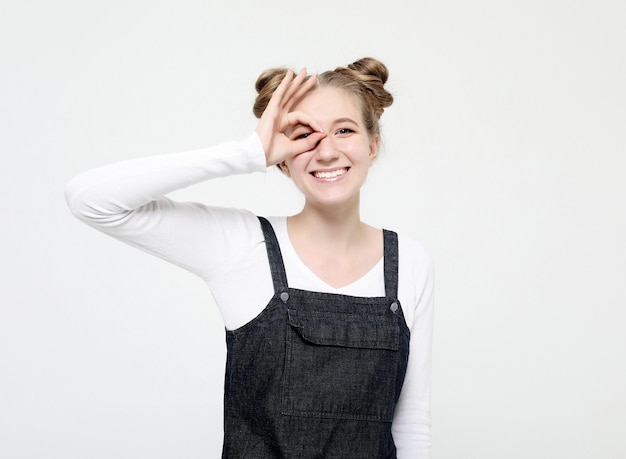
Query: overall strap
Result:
<box><xmin>382</xmin><ymin>229</ymin><xmax>399</xmax><ymax>299</ymax></box>
<box><xmin>258</xmin><ymin>216</ymin><xmax>289</xmax><ymax>292</ymax></box>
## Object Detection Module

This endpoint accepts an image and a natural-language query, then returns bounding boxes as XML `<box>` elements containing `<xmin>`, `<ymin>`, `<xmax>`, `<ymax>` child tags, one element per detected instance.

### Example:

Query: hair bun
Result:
<box><xmin>342</xmin><ymin>57</ymin><xmax>393</xmax><ymax>116</ymax></box>
<box><xmin>348</xmin><ymin>57</ymin><xmax>390</xmax><ymax>86</ymax></box>
<box><xmin>253</xmin><ymin>68</ymin><xmax>290</xmax><ymax>119</ymax></box>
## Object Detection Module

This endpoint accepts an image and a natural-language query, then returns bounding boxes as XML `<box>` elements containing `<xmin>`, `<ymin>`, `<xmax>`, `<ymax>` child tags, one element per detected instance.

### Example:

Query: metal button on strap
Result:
<box><xmin>280</xmin><ymin>292</ymin><xmax>289</xmax><ymax>303</ymax></box>
<box><xmin>390</xmin><ymin>302</ymin><xmax>398</xmax><ymax>313</ymax></box>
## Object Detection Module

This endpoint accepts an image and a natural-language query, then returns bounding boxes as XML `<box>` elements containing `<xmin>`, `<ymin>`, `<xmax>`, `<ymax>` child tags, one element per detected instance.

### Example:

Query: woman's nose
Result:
<box><xmin>313</xmin><ymin>136</ymin><xmax>339</xmax><ymax>162</ymax></box>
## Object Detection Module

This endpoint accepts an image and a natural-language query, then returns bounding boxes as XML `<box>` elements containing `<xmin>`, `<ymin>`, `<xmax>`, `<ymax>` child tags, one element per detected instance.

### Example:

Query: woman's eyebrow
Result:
<box><xmin>332</xmin><ymin>117</ymin><xmax>358</xmax><ymax>126</ymax></box>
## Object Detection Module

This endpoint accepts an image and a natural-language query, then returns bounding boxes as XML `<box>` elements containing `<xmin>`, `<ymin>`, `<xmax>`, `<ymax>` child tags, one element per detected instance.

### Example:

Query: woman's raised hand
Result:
<box><xmin>256</xmin><ymin>69</ymin><xmax>326</xmax><ymax>167</ymax></box>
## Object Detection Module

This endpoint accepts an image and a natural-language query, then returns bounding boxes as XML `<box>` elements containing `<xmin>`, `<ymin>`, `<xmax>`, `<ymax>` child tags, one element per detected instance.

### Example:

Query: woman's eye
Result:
<box><xmin>336</xmin><ymin>128</ymin><xmax>354</xmax><ymax>135</ymax></box>
<box><xmin>294</xmin><ymin>131</ymin><xmax>313</xmax><ymax>140</ymax></box>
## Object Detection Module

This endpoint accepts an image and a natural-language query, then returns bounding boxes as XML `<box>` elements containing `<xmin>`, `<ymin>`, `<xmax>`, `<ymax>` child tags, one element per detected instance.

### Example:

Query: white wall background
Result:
<box><xmin>1</xmin><ymin>0</ymin><xmax>624</xmax><ymax>457</ymax></box>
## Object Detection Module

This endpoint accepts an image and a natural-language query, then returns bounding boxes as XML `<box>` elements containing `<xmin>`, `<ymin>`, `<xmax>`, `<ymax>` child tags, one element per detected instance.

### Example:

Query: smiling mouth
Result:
<box><xmin>311</xmin><ymin>168</ymin><xmax>349</xmax><ymax>180</ymax></box>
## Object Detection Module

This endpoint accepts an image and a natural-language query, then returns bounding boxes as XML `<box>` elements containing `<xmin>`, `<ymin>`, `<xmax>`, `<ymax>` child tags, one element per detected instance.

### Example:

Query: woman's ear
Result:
<box><xmin>279</xmin><ymin>161</ymin><xmax>291</xmax><ymax>177</ymax></box>
<box><xmin>369</xmin><ymin>135</ymin><xmax>380</xmax><ymax>165</ymax></box>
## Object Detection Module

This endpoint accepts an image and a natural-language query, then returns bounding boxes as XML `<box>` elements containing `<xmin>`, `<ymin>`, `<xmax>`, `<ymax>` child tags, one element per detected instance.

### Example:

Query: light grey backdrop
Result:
<box><xmin>1</xmin><ymin>0</ymin><xmax>624</xmax><ymax>457</ymax></box>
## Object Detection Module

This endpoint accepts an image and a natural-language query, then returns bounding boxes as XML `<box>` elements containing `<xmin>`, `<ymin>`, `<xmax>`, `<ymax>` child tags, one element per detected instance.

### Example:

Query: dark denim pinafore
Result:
<box><xmin>222</xmin><ymin>217</ymin><xmax>410</xmax><ymax>458</ymax></box>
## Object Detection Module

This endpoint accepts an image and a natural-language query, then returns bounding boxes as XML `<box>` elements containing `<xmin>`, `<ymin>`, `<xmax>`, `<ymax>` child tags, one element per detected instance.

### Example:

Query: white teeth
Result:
<box><xmin>313</xmin><ymin>168</ymin><xmax>347</xmax><ymax>179</ymax></box>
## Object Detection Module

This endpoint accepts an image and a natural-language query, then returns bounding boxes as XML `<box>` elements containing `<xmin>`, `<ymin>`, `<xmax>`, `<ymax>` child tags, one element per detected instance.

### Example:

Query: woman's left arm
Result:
<box><xmin>392</xmin><ymin>249</ymin><xmax>434</xmax><ymax>458</ymax></box>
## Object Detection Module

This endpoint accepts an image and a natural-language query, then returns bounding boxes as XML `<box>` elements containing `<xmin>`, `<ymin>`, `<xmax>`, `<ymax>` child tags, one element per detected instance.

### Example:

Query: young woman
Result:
<box><xmin>66</xmin><ymin>57</ymin><xmax>434</xmax><ymax>458</ymax></box>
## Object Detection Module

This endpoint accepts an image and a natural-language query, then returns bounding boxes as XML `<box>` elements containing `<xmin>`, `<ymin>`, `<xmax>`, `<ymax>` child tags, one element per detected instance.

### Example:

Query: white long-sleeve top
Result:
<box><xmin>65</xmin><ymin>132</ymin><xmax>433</xmax><ymax>458</ymax></box>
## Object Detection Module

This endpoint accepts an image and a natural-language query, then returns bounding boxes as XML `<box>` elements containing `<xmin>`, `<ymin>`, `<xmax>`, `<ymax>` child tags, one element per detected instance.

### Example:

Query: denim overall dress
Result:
<box><xmin>222</xmin><ymin>217</ymin><xmax>410</xmax><ymax>458</ymax></box>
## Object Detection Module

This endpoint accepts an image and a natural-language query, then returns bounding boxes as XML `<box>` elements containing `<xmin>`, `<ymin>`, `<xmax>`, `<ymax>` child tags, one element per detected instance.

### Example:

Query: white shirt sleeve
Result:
<box><xmin>65</xmin><ymin>132</ymin><xmax>277</xmax><ymax>330</ymax></box>
<box><xmin>393</xmin><ymin>243</ymin><xmax>434</xmax><ymax>459</ymax></box>
<box><xmin>65</xmin><ymin>132</ymin><xmax>267</xmax><ymax>280</ymax></box>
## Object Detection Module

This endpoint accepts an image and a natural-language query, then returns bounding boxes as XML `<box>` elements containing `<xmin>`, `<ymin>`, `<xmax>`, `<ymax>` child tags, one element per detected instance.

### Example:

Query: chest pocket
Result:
<box><xmin>282</xmin><ymin>309</ymin><xmax>401</xmax><ymax>422</ymax></box>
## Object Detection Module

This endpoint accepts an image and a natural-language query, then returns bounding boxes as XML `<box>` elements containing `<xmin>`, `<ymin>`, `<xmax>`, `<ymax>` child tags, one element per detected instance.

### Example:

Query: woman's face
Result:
<box><xmin>281</xmin><ymin>86</ymin><xmax>379</xmax><ymax>208</ymax></box>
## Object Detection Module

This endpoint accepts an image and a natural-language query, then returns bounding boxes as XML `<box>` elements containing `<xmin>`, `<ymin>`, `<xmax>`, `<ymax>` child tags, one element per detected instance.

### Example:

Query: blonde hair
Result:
<box><xmin>253</xmin><ymin>57</ymin><xmax>393</xmax><ymax>138</ymax></box>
